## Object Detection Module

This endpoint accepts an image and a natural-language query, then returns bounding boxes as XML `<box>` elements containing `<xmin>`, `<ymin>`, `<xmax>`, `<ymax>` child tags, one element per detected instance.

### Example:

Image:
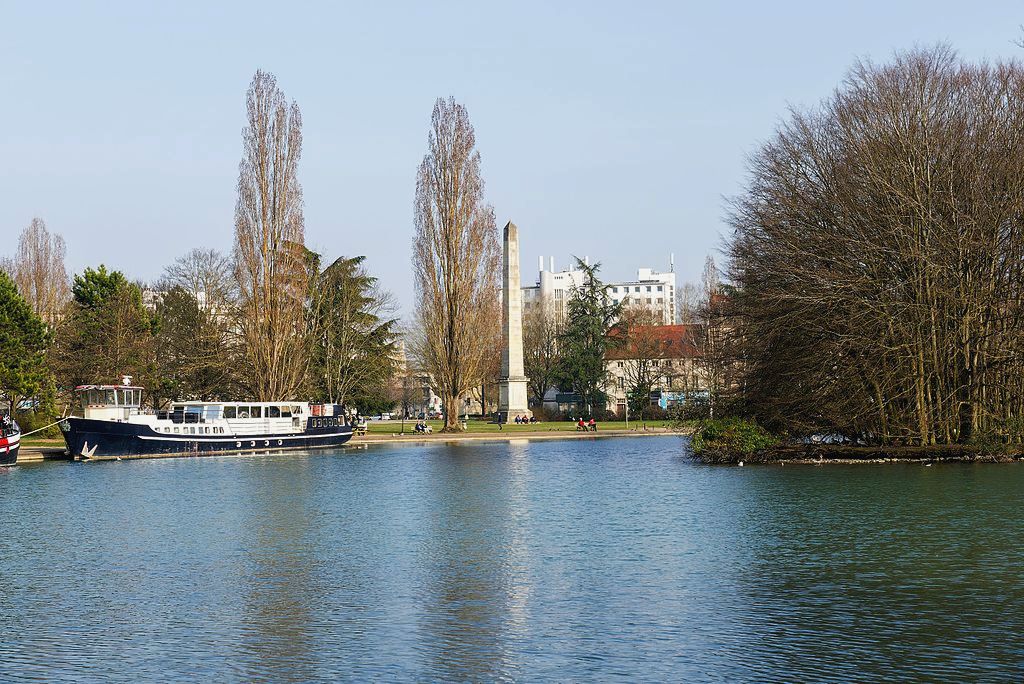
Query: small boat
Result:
<box><xmin>0</xmin><ymin>414</ymin><xmax>20</xmax><ymax>466</ymax></box>
<box><xmin>60</xmin><ymin>377</ymin><xmax>352</xmax><ymax>460</ymax></box>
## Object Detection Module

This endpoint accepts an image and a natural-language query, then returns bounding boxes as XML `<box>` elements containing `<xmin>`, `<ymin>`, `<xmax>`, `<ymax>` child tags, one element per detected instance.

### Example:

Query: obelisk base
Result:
<box><xmin>497</xmin><ymin>375</ymin><xmax>531</xmax><ymax>423</ymax></box>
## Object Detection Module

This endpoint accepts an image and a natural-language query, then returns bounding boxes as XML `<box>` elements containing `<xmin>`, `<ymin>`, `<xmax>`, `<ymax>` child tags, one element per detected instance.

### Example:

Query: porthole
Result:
<box><xmin>264</xmin><ymin>440</ymin><xmax>269</xmax><ymax>447</ymax></box>
<box><xmin>250</xmin><ymin>441</ymin><xmax>255</xmax><ymax>447</ymax></box>
<box><xmin>277</xmin><ymin>439</ymin><xmax>282</xmax><ymax>446</ymax></box>
<box><xmin>236</xmin><ymin>441</ymin><xmax>241</xmax><ymax>448</ymax></box>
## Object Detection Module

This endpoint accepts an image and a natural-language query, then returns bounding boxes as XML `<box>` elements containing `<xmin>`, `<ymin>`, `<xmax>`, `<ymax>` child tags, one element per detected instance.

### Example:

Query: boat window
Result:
<box><xmin>224</xmin><ymin>406</ymin><xmax>236</xmax><ymax>419</ymax></box>
<box><xmin>173</xmin><ymin>427</ymin><xmax>179</xmax><ymax>434</ymax></box>
<box><xmin>292</xmin><ymin>405</ymin><xmax>303</xmax><ymax>415</ymax></box>
<box><xmin>279</xmin><ymin>406</ymin><xmax>292</xmax><ymax>417</ymax></box>
<box><xmin>267</xmin><ymin>406</ymin><xmax>281</xmax><ymax>418</ymax></box>
<box><xmin>252</xmin><ymin>406</ymin><xmax>263</xmax><ymax>418</ymax></box>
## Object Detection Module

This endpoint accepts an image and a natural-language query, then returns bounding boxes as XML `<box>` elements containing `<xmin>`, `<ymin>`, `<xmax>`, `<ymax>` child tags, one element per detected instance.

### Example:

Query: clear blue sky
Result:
<box><xmin>2</xmin><ymin>1</ymin><xmax>1021</xmax><ymax>316</ymax></box>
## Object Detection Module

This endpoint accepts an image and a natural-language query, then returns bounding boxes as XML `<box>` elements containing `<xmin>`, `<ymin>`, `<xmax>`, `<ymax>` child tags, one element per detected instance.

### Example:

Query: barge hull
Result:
<box><xmin>61</xmin><ymin>417</ymin><xmax>352</xmax><ymax>460</ymax></box>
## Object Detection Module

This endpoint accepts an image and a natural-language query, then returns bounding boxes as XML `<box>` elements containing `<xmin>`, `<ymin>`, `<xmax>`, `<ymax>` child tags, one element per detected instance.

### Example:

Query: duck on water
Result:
<box><xmin>60</xmin><ymin>377</ymin><xmax>352</xmax><ymax>460</ymax></box>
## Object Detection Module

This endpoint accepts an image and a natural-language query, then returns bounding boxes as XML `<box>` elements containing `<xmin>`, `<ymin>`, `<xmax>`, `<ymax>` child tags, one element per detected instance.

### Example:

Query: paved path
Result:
<box><xmin>354</xmin><ymin>428</ymin><xmax>688</xmax><ymax>445</ymax></box>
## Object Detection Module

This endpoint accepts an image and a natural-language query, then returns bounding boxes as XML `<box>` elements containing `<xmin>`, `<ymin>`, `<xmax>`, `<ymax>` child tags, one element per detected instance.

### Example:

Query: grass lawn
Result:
<box><xmin>364</xmin><ymin>418</ymin><xmax>679</xmax><ymax>434</ymax></box>
<box><xmin>20</xmin><ymin>437</ymin><xmax>65</xmax><ymax>447</ymax></box>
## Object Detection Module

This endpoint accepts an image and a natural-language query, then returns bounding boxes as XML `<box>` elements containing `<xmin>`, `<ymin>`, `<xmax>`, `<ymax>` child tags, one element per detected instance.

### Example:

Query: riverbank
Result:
<box><xmin>718</xmin><ymin>444</ymin><xmax>1022</xmax><ymax>465</ymax></box>
<box><xmin>14</xmin><ymin>428</ymin><xmax>688</xmax><ymax>463</ymax></box>
<box><xmin>354</xmin><ymin>426</ymin><xmax>686</xmax><ymax>446</ymax></box>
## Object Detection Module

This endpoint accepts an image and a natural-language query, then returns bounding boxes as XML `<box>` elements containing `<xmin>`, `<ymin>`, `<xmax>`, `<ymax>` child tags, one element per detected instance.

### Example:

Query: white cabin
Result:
<box><xmin>73</xmin><ymin>382</ymin><xmax>346</xmax><ymax>438</ymax></box>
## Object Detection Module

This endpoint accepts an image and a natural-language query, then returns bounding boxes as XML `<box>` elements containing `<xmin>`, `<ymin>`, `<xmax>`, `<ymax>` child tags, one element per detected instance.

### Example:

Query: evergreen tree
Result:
<box><xmin>308</xmin><ymin>254</ymin><xmax>399</xmax><ymax>409</ymax></box>
<box><xmin>555</xmin><ymin>258</ymin><xmax>622</xmax><ymax>415</ymax></box>
<box><xmin>153</xmin><ymin>287</ymin><xmax>235</xmax><ymax>402</ymax></box>
<box><xmin>52</xmin><ymin>266</ymin><xmax>154</xmax><ymax>394</ymax></box>
<box><xmin>71</xmin><ymin>265</ymin><xmax>129</xmax><ymax>308</ymax></box>
<box><xmin>0</xmin><ymin>270</ymin><xmax>51</xmax><ymax>414</ymax></box>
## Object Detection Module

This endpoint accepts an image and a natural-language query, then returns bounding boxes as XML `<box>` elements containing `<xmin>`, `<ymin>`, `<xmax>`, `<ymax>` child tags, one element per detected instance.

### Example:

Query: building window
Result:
<box><xmin>646</xmin><ymin>298</ymin><xmax>652</xmax><ymax>304</ymax></box>
<box><xmin>646</xmin><ymin>286</ymin><xmax>652</xmax><ymax>292</ymax></box>
<box><xmin>612</xmin><ymin>287</ymin><xmax>618</xmax><ymax>293</ymax></box>
<box><xmin>657</xmin><ymin>286</ymin><xmax>663</xmax><ymax>292</ymax></box>
<box><xmin>617</xmin><ymin>361</ymin><xmax>624</xmax><ymax>367</ymax></box>
<box><xmin>634</xmin><ymin>286</ymin><xmax>641</xmax><ymax>292</ymax></box>
<box><xmin>657</xmin><ymin>298</ymin><xmax>664</xmax><ymax>304</ymax></box>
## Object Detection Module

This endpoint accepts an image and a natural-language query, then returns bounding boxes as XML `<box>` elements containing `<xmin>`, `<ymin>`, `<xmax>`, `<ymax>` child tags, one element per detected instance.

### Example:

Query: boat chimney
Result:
<box><xmin>550</xmin><ymin>256</ymin><xmax>554</xmax><ymax>272</ymax></box>
<box><xmin>538</xmin><ymin>255</ymin><xmax>544</xmax><ymax>273</ymax></box>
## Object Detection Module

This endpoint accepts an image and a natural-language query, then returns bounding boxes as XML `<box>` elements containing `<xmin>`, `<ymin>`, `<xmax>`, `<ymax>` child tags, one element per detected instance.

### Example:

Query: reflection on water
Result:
<box><xmin>1</xmin><ymin>439</ymin><xmax>1023</xmax><ymax>681</ymax></box>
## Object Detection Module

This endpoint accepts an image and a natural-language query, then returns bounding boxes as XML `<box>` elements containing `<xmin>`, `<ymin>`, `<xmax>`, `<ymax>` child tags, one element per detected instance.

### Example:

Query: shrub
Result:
<box><xmin>640</xmin><ymin>405</ymin><xmax>668</xmax><ymax>420</ymax></box>
<box><xmin>690</xmin><ymin>418</ymin><xmax>779</xmax><ymax>464</ymax></box>
<box><xmin>14</xmin><ymin>410</ymin><xmax>62</xmax><ymax>439</ymax></box>
<box><xmin>678</xmin><ymin>393</ymin><xmax>711</xmax><ymax>421</ymax></box>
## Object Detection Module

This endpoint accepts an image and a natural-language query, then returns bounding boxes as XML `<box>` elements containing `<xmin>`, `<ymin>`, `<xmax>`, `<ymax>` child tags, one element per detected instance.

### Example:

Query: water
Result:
<box><xmin>0</xmin><ymin>437</ymin><xmax>1021</xmax><ymax>682</ymax></box>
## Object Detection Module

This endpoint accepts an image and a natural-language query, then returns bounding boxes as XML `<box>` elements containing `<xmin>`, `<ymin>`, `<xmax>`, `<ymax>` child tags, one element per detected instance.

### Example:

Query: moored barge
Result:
<box><xmin>60</xmin><ymin>381</ymin><xmax>352</xmax><ymax>460</ymax></box>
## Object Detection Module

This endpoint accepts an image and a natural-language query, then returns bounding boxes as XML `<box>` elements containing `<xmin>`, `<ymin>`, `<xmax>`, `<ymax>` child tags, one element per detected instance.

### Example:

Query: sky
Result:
<box><xmin>2</xmin><ymin>1</ymin><xmax>1022</xmax><ymax>317</ymax></box>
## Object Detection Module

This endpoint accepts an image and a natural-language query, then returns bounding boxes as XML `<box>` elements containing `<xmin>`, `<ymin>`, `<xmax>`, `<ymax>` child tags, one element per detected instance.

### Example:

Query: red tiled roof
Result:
<box><xmin>606</xmin><ymin>324</ymin><xmax>702</xmax><ymax>360</ymax></box>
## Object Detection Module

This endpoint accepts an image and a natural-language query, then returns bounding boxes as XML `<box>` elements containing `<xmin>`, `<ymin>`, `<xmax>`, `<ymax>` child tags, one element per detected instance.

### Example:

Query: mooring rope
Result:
<box><xmin>18</xmin><ymin>418</ymin><xmax>68</xmax><ymax>438</ymax></box>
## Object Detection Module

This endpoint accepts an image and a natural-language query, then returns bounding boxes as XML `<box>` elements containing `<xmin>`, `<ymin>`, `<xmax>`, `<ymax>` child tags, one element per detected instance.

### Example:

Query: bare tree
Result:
<box><xmin>523</xmin><ymin>301</ymin><xmax>563</xmax><ymax>407</ymax></box>
<box><xmin>616</xmin><ymin>308</ymin><xmax>664</xmax><ymax>415</ymax></box>
<box><xmin>676</xmin><ymin>281</ymin><xmax>701</xmax><ymax>325</ymax></box>
<box><xmin>728</xmin><ymin>45</ymin><xmax>1024</xmax><ymax>445</ymax></box>
<box><xmin>411</xmin><ymin>97</ymin><xmax>500</xmax><ymax>431</ymax></box>
<box><xmin>161</xmin><ymin>248</ymin><xmax>235</xmax><ymax>312</ymax></box>
<box><xmin>154</xmin><ymin>249</ymin><xmax>239</xmax><ymax>400</ymax></box>
<box><xmin>233</xmin><ymin>70</ymin><xmax>309</xmax><ymax>401</ymax></box>
<box><xmin>10</xmin><ymin>218</ymin><xmax>70</xmax><ymax>325</ymax></box>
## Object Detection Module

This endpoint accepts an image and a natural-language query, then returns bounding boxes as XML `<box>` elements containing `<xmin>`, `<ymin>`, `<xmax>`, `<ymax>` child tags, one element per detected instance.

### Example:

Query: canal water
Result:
<box><xmin>0</xmin><ymin>436</ymin><xmax>1020</xmax><ymax>682</ymax></box>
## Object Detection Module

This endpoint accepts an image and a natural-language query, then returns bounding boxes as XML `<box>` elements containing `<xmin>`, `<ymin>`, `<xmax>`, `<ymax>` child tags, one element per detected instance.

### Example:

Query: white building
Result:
<box><xmin>522</xmin><ymin>256</ymin><xmax>677</xmax><ymax>325</ymax></box>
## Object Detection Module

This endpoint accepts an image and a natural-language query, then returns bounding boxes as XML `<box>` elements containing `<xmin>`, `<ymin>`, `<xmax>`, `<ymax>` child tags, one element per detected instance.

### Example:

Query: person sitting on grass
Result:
<box><xmin>588</xmin><ymin>417</ymin><xmax>597</xmax><ymax>431</ymax></box>
<box><xmin>576</xmin><ymin>417</ymin><xmax>586</xmax><ymax>431</ymax></box>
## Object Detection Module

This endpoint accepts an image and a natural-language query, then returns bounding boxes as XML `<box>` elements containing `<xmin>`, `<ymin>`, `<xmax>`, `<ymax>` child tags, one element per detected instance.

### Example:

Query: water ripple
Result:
<box><xmin>0</xmin><ymin>441</ymin><xmax>1022</xmax><ymax>681</ymax></box>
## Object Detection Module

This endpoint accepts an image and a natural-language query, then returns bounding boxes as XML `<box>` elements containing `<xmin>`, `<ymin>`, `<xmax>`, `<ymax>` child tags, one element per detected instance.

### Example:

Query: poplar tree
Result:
<box><xmin>233</xmin><ymin>70</ymin><xmax>309</xmax><ymax>401</ymax></box>
<box><xmin>411</xmin><ymin>97</ymin><xmax>500</xmax><ymax>431</ymax></box>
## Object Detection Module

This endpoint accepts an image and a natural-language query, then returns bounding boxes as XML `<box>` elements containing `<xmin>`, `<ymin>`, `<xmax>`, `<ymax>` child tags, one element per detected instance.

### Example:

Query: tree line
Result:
<box><xmin>725</xmin><ymin>45</ymin><xmax>1024</xmax><ymax>447</ymax></box>
<box><xmin>0</xmin><ymin>71</ymin><xmax>398</xmax><ymax>428</ymax></box>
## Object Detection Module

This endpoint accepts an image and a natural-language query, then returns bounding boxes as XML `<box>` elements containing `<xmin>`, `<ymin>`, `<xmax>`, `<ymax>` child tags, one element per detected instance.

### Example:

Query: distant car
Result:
<box><xmin>378</xmin><ymin>412</ymin><xmax>392</xmax><ymax>420</ymax></box>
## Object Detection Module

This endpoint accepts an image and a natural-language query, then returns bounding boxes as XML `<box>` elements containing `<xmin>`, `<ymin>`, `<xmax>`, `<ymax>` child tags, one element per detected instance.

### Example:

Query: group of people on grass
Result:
<box><xmin>414</xmin><ymin>420</ymin><xmax>433</xmax><ymax>434</ymax></box>
<box><xmin>575</xmin><ymin>417</ymin><xmax>598</xmax><ymax>432</ymax></box>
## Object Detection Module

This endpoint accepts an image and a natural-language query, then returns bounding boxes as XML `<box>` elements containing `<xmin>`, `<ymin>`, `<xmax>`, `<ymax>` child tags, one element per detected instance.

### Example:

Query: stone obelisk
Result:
<box><xmin>498</xmin><ymin>221</ymin><xmax>531</xmax><ymax>422</ymax></box>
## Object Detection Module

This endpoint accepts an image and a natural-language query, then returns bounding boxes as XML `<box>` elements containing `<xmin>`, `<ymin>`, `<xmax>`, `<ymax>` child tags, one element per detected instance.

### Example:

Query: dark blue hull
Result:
<box><xmin>0</xmin><ymin>442</ymin><xmax>17</xmax><ymax>466</ymax></box>
<box><xmin>61</xmin><ymin>417</ymin><xmax>352</xmax><ymax>460</ymax></box>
